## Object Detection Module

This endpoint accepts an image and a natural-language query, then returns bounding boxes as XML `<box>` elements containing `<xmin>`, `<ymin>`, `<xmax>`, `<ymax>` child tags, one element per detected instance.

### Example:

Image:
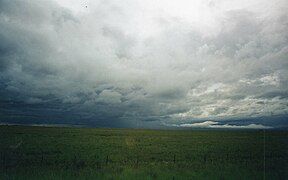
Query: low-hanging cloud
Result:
<box><xmin>0</xmin><ymin>0</ymin><xmax>287</xmax><ymax>128</ymax></box>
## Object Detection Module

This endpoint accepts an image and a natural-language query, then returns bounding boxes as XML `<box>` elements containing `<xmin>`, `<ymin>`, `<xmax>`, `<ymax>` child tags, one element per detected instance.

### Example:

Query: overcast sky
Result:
<box><xmin>0</xmin><ymin>0</ymin><xmax>287</xmax><ymax>129</ymax></box>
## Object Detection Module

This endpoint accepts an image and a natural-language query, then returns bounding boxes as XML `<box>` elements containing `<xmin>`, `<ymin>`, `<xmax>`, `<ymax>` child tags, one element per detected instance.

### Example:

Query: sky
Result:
<box><xmin>0</xmin><ymin>0</ymin><xmax>287</xmax><ymax>129</ymax></box>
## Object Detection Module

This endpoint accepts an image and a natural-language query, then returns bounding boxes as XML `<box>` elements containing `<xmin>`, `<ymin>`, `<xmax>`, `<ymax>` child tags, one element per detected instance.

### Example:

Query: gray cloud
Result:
<box><xmin>0</xmin><ymin>0</ymin><xmax>287</xmax><ymax>128</ymax></box>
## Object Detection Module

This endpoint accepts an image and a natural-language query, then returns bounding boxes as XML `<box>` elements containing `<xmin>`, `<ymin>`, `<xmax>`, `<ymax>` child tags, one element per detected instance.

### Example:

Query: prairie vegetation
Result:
<box><xmin>0</xmin><ymin>126</ymin><xmax>287</xmax><ymax>179</ymax></box>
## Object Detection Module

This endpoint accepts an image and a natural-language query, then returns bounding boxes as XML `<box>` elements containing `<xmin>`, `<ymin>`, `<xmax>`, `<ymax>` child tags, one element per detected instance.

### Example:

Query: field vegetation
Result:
<box><xmin>0</xmin><ymin>125</ymin><xmax>287</xmax><ymax>179</ymax></box>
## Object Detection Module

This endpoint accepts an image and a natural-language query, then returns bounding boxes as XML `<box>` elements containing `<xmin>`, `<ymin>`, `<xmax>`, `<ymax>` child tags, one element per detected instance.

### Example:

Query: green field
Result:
<box><xmin>0</xmin><ymin>126</ymin><xmax>287</xmax><ymax>179</ymax></box>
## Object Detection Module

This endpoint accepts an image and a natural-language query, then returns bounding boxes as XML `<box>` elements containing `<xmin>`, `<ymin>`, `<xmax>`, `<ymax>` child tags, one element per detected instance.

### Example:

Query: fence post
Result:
<box><xmin>3</xmin><ymin>151</ymin><xmax>7</xmax><ymax>172</ymax></box>
<box><xmin>173</xmin><ymin>154</ymin><xmax>176</xmax><ymax>164</ymax></box>
<box><xmin>41</xmin><ymin>150</ymin><xmax>44</xmax><ymax>165</ymax></box>
<box><xmin>0</xmin><ymin>152</ymin><xmax>2</xmax><ymax>169</ymax></box>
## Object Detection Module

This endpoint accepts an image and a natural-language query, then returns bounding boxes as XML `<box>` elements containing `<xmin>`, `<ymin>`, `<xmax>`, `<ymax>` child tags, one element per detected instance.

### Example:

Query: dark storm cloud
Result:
<box><xmin>0</xmin><ymin>0</ymin><xmax>288</xmax><ymax>128</ymax></box>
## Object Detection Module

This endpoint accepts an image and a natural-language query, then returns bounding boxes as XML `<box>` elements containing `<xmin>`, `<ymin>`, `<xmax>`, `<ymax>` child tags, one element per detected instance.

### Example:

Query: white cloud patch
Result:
<box><xmin>173</xmin><ymin>121</ymin><xmax>272</xmax><ymax>129</ymax></box>
<box><xmin>96</xmin><ymin>90</ymin><xmax>122</xmax><ymax>104</ymax></box>
<box><xmin>178</xmin><ymin>121</ymin><xmax>218</xmax><ymax>128</ymax></box>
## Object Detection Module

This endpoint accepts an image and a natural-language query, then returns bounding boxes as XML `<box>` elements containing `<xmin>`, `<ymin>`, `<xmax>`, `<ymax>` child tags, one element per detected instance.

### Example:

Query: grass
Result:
<box><xmin>0</xmin><ymin>125</ymin><xmax>287</xmax><ymax>179</ymax></box>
